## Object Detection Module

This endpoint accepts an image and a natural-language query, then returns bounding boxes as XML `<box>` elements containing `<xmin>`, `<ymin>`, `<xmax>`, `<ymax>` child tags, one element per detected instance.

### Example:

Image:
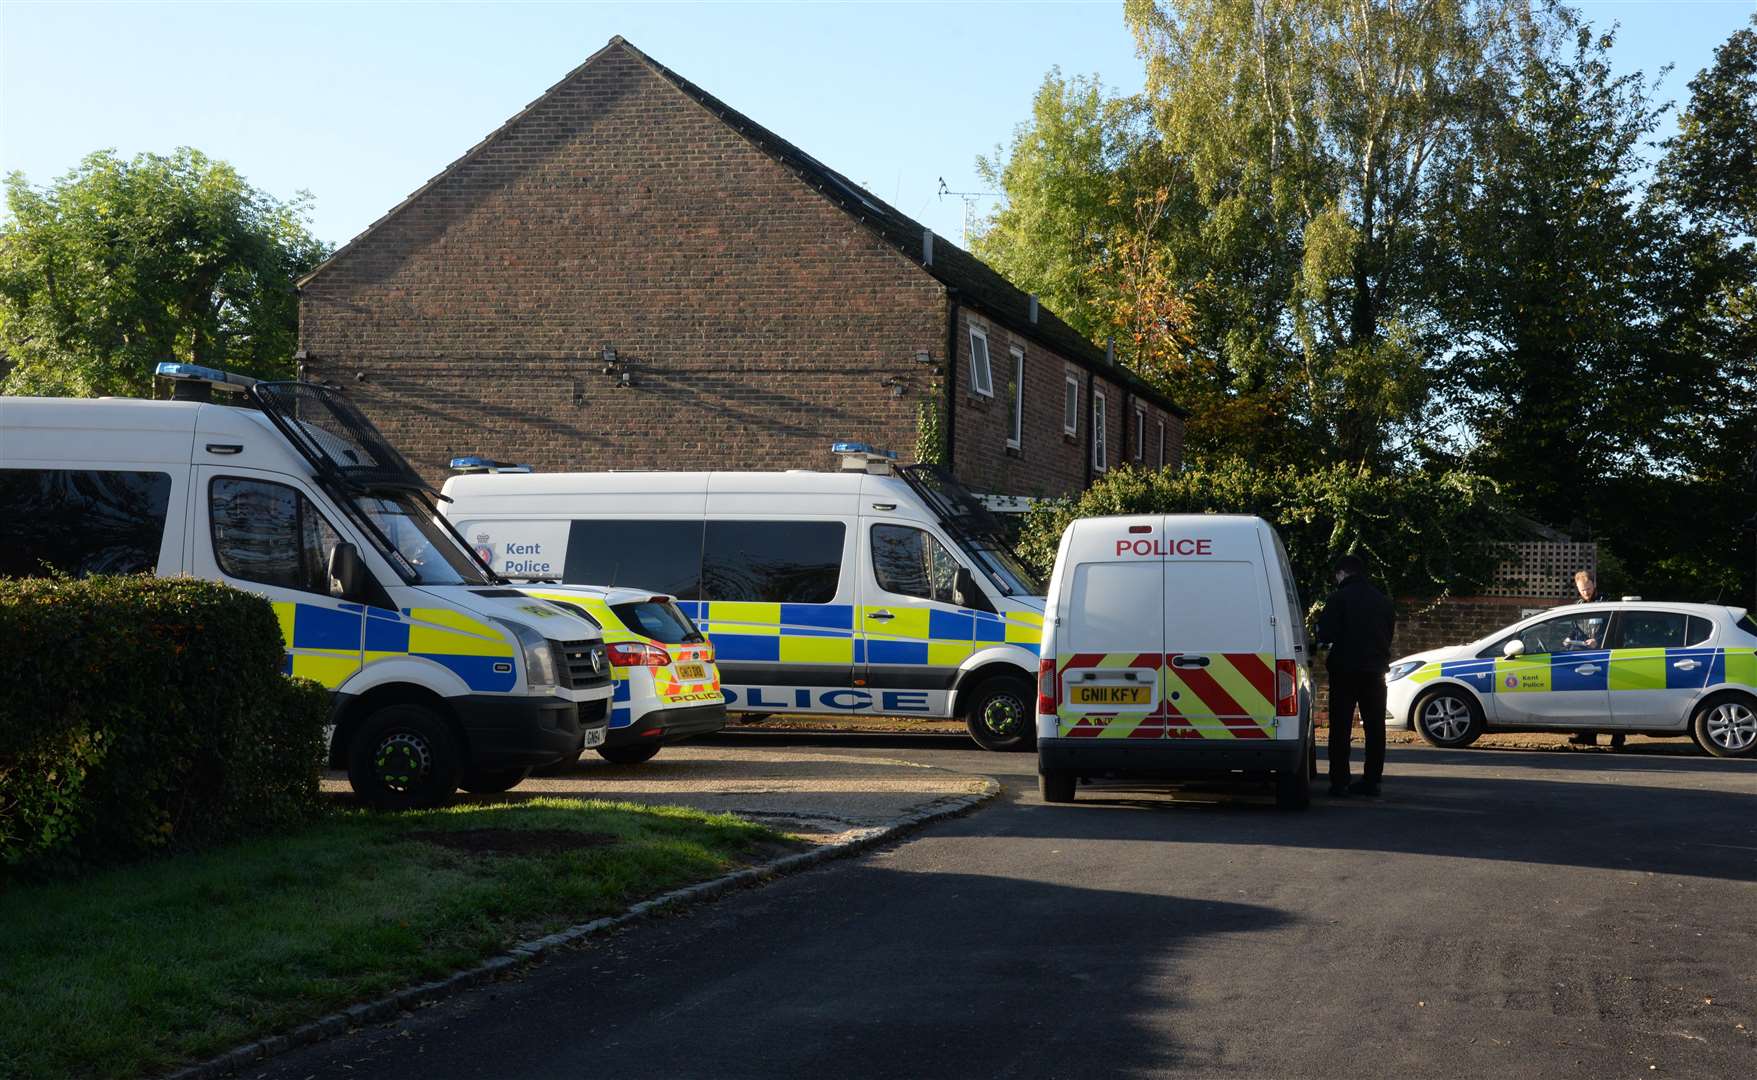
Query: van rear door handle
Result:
<box><xmin>867</xmin><ymin>610</ymin><xmax>895</xmax><ymax>621</ymax></box>
<box><xmin>1673</xmin><ymin>659</ymin><xmax>1699</xmax><ymax>671</ymax></box>
<box><xmin>1171</xmin><ymin>655</ymin><xmax>1210</xmax><ymax>669</ymax></box>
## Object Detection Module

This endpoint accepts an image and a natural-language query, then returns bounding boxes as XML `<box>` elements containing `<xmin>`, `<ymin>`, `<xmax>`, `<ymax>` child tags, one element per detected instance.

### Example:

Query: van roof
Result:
<box><xmin>1</xmin><ymin>396</ymin><xmax>285</xmax><ymax>466</ymax></box>
<box><xmin>443</xmin><ymin>469</ymin><xmax>915</xmax><ymax>499</ymax></box>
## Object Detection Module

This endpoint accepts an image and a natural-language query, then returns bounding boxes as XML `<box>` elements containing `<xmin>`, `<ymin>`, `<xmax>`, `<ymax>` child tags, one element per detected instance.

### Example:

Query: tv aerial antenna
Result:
<box><xmin>937</xmin><ymin>178</ymin><xmax>1001</xmax><ymax>247</ymax></box>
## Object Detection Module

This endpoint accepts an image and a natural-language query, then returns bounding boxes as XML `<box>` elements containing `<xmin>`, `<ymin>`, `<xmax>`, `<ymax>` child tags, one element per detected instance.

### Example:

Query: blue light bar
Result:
<box><xmin>450</xmin><ymin>456</ymin><xmax>533</xmax><ymax>473</ymax></box>
<box><xmin>153</xmin><ymin>362</ymin><xmax>257</xmax><ymax>388</ymax></box>
<box><xmin>831</xmin><ymin>441</ymin><xmax>897</xmax><ymax>459</ymax></box>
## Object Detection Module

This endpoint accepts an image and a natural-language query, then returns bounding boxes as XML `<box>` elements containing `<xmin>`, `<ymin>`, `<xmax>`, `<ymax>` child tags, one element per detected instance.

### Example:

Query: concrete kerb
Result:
<box><xmin>160</xmin><ymin>775</ymin><xmax>1002</xmax><ymax>1080</ymax></box>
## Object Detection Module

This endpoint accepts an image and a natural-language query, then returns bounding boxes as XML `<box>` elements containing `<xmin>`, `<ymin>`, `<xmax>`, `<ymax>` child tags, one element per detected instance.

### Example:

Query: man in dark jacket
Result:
<box><xmin>1315</xmin><ymin>554</ymin><xmax>1397</xmax><ymax>797</ymax></box>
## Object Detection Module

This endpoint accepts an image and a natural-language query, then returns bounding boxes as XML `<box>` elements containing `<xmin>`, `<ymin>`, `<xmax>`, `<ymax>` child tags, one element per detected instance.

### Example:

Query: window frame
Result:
<box><xmin>968</xmin><ymin>325</ymin><xmax>994</xmax><ymax>398</ymax></box>
<box><xmin>1062</xmin><ymin>374</ymin><xmax>1079</xmax><ymax>436</ymax></box>
<box><xmin>1092</xmin><ymin>389</ymin><xmax>1108</xmax><ymax>472</ymax></box>
<box><xmin>1156</xmin><ymin>419</ymin><xmax>1166</xmax><ymax>468</ymax></box>
<box><xmin>207</xmin><ymin>474</ymin><xmax>345</xmax><ymax>598</ymax></box>
<box><xmin>1006</xmin><ymin>346</ymin><xmax>1024</xmax><ymax>449</ymax></box>
<box><xmin>1133</xmin><ymin>405</ymin><xmax>1146</xmax><ymax>462</ymax></box>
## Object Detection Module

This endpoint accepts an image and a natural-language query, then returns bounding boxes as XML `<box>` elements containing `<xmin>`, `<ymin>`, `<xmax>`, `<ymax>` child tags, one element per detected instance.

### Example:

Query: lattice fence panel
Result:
<box><xmin>1482</xmin><ymin>541</ymin><xmax>1598</xmax><ymax>599</ymax></box>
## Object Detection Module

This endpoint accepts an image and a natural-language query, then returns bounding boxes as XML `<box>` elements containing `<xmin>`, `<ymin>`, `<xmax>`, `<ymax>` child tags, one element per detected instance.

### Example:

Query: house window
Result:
<box><xmin>968</xmin><ymin>326</ymin><xmax>994</xmax><ymax>397</ymax></box>
<box><xmin>1156</xmin><ymin>419</ymin><xmax>1166</xmax><ymax>468</ymax></box>
<box><xmin>1133</xmin><ymin>405</ymin><xmax>1146</xmax><ymax>462</ymax></box>
<box><xmin>1093</xmin><ymin>390</ymin><xmax>1108</xmax><ymax>472</ymax></box>
<box><xmin>1006</xmin><ymin>347</ymin><xmax>1024</xmax><ymax>449</ymax></box>
<box><xmin>1063</xmin><ymin>375</ymin><xmax>1079</xmax><ymax>435</ymax></box>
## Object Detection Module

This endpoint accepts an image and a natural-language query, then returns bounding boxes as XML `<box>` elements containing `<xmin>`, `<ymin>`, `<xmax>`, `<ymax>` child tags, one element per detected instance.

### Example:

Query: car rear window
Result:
<box><xmin>1738</xmin><ymin>613</ymin><xmax>1757</xmax><ymax>638</ymax></box>
<box><xmin>612</xmin><ymin>600</ymin><xmax>703</xmax><ymax>644</ymax></box>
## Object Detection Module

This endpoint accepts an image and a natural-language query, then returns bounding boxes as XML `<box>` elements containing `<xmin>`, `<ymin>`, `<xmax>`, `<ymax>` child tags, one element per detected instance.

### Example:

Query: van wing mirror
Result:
<box><xmin>1503</xmin><ymin>638</ymin><xmax>1526</xmax><ymax>658</ymax></box>
<box><xmin>328</xmin><ymin>542</ymin><xmax>368</xmax><ymax>602</ymax></box>
<box><xmin>953</xmin><ymin>566</ymin><xmax>993</xmax><ymax>613</ymax></box>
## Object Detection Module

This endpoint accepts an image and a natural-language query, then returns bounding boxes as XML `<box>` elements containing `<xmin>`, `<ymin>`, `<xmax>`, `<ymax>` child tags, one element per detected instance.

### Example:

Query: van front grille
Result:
<box><xmin>556</xmin><ymin>640</ymin><xmax>611</xmax><ymax>690</ymax></box>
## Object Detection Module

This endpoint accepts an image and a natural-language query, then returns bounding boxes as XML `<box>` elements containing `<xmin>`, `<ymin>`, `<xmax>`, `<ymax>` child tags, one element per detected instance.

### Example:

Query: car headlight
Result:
<box><xmin>1387</xmin><ymin>661</ymin><xmax>1424</xmax><ymax>682</ymax></box>
<box><xmin>497</xmin><ymin>619</ymin><xmax>558</xmax><ymax>689</ymax></box>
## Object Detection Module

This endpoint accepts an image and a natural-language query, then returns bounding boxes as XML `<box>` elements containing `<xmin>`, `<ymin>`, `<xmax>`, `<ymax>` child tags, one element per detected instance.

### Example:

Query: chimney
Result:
<box><xmin>1029</xmin><ymin>295</ymin><xmax>1039</xmax><ymax>323</ymax></box>
<box><xmin>922</xmin><ymin>228</ymin><xmax>934</xmax><ymax>266</ymax></box>
<box><xmin>1105</xmin><ymin>336</ymin><xmax>1115</xmax><ymax>365</ymax></box>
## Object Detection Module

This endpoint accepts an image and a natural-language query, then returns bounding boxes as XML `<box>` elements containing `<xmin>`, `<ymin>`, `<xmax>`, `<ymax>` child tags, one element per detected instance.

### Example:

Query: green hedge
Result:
<box><xmin>0</xmin><ymin>575</ymin><xmax>327</xmax><ymax>875</ymax></box>
<box><xmin>1018</xmin><ymin>460</ymin><xmax>1520</xmax><ymax>612</ymax></box>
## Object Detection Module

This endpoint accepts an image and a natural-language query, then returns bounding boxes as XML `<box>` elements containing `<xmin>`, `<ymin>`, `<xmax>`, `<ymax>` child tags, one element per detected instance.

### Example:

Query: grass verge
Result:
<box><xmin>0</xmin><ymin>798</ymin><xmax>786</xmax><ymax>1080</ymax></box>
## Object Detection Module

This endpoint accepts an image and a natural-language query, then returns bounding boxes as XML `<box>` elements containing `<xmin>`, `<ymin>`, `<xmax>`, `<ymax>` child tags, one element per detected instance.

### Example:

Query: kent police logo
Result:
<box><xmin>474</xmin><ymin>532</ymin><xmax>493</xmax><ymax>565</ymax></box>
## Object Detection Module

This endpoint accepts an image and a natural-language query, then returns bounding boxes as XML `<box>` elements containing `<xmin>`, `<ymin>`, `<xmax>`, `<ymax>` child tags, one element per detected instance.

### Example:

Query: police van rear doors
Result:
<box><xmin>1054</xmin><ymin>515</ymin><xmax>1165</xmax><ymax>738</ymax></box>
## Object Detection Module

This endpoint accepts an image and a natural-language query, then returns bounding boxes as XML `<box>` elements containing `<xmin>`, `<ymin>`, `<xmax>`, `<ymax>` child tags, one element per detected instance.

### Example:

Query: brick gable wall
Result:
<box><xmin>299</xmin><ymin>44</ymin><xmax>944</xmax><ymax>484</ymax></box>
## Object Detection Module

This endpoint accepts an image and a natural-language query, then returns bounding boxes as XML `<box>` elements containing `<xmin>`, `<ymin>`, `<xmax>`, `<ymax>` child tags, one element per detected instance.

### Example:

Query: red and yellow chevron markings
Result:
<box><xmin>1056</xmin><ymin>652</ymin><xmax>1278</xmax><ymax>740</ymax></box>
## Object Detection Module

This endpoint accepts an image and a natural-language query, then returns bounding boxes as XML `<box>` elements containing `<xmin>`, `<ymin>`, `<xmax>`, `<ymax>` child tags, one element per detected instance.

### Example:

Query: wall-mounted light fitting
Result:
<box><xmin>914</xmin><ymin>350</ymin><xmax>935</xmax><ymax>367</ymax></box>
<box><xmin>883</xmin><ymin>376</ymin><xmax>908</xmax><ymax>398</ymax></box>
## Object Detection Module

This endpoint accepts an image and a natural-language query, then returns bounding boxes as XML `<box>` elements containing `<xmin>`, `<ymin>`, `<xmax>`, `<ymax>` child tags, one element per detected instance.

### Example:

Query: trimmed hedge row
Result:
<box><xmin>0</xmin><ymin>575</ymin><xmax>327</xmax><ymax>875</ymax></box>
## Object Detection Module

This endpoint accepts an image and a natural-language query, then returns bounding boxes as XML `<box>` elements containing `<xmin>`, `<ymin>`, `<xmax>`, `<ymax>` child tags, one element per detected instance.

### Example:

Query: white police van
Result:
<box><xmin>1035</xmin><ymin>513</ymin><xmax>1315</xmax><ymax>808</ymax></box>
<box><xmin>0</xmin><ymin>364</ymin><xmax>615</xmax><ymax>808</ymax></box>
<box><xmin>441</xmin><ymin>444</ymin><xmax>1048</xmax><ymax>750</ymax></box>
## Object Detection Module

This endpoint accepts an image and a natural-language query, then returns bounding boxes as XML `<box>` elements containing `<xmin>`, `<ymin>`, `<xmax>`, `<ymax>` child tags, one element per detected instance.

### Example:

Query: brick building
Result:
<box><xmin>296</xmin><ymin>37</ymin><xmax>1184</xmax><ymax>497</ymax></box>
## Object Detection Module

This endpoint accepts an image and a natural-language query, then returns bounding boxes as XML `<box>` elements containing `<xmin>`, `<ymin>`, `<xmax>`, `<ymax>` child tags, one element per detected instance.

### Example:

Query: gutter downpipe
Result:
<box><xmin>944</xmin><ymin>288</ymin><xmax>959</xmax><ymax>471</ymax></box>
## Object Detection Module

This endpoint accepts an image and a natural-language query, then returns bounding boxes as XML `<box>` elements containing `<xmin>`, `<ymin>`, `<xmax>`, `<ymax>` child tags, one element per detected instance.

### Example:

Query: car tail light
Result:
<box><xmin>1276</xmin><ymin>659</ymin><xmax>1298</xmax><ymax>717</ymax></box>
<box><xmin>698</xmin><ymin>643</ymin><xmax>715</xmax><ymax>664</ymax></box>
<box><xmin>607</xmin><ymin>641</ymin><xmax>672</xmax><ymax>668</ymax></box>
<box><xmin>1037</xmin><ymin>658</ymin><xmax>1058</xmax><ymax>715</ymax></box>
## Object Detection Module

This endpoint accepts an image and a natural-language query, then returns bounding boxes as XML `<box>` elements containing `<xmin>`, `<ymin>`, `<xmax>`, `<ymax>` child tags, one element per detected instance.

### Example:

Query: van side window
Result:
<box><xmin>565</xmin><ymin>520</ymin><xmax>704</xmax><ymax>598</ymax></box>
<box><xmin>0</xmin><ymin>468</ymin><xmax>172</xmax><ymax>577</ymax></box>
<box><xmin>703</xmin><ymin>520</ymin><xmax>844</xmax><ymax>604</ymax></box>
<box><xmin>871</xmin><ymin>524</ymin><xmax>961</xmax><ymax>604</ymax></box>
<box><xmin>209</xmin><ymin>477</ymin><xmax>340</xmax><ymax>595</ymax></box>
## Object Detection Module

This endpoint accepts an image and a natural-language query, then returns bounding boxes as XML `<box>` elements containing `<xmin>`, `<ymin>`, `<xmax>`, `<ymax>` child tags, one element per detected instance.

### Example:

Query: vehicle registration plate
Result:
<box><xmin>582</xmin><ymin>726</ymin><xmax>606</xmax><ymax>747</ymax></box>
<box><xmin>1071</xmin><ymin>685</ymin><xmax>1150</xmax><ymax>706</ymax></box>
<box><xmin>674</xmin><ymin>662</ymin><xmax>707</xmax><ymax>680</ymax></box>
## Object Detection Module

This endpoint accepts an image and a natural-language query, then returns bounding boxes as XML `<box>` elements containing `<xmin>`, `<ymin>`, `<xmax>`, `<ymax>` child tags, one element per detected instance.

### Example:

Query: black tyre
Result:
<box><xmin>1413</xmin><ymin>687</ymin><xmax>1485</xmax><ymax>749</ymax></box>
<box><xmin>1691</xmin><ymin>692</ymin><xmax>1757</xmax><ymax>759</ymax></box>
<box><xmin>457</xmin><ymin>767</ymin><xmax>531</xmax><ymax>794</ymax></box>
<box><xmin>596</xmin><ymin>742</ymin><xmax>663</xmax><ymax>765</ymax></box>
<box><xmin>964</xmin><ymin>674</ymin><xmax>1037</xmax><ymax>752</ymax></box>
<box><xmin>1039</xmin><ymin>770</ymin><xmax>1076</xmax><ymax>803</ymax></box>
<box><xmin>1276</xmin><ymin>735</ymin><xmax>1311</xmax><ymax>810</ymax></box>
<box><xmin>347</xmin><ymin>703</ymin><xmax>460</xmax><ymax>810</ymax></box>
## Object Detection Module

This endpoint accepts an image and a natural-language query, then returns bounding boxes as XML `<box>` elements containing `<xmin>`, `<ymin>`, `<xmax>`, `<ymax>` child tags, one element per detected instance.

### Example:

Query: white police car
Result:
<box><xmin>1385</xmin><ymin>602</ymin><xmax>1757</xmax><ymax>757</ymax></box>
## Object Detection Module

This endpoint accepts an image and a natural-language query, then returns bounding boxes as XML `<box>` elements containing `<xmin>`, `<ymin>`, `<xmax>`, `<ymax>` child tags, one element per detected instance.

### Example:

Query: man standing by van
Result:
<box><xmin>1316</xmin><ymin>554</ymin><xmax>1396</xmax><ymax>797</ymax></box>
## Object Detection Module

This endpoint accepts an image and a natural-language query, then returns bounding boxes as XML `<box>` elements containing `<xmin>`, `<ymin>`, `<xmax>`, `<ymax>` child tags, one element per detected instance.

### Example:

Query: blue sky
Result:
<box><xmin>2</xmin><ymin>1</ymin><xmax>1753</xmax><ymax>251</ymax></box>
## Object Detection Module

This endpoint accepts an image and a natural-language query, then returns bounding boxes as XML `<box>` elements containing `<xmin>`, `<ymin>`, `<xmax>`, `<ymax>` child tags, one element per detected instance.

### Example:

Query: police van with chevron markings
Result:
<box><xmin>0</xmin><ymin>365</ymin><xmax>615</xmax><ymax>808</ymax></box>
<box><xmin>1035</xmin><ymin>513</ymin><xmax>1316</xmax><ymax>808</ymax></box>
<box><xmin>1386</xmin><ymin>602</ymin><xmax>1757</xmax><ymax>757</ymax></box>
<box><xmin>442</xmin><ymin>445</ymin><xmax>1048</xmax><ymax>750</ymax></box>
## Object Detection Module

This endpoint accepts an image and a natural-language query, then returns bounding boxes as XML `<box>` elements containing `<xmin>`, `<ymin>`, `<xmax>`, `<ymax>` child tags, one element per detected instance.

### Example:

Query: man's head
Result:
<box><xmin>1333</xmin><ymin>553</ymin><xmax>1368</xmax><ymax>584</ymax></box>
<box><xmin>1574</xmin><ymin>569</ymin><xmax>1597</xmax><ymax>601</ymax></box>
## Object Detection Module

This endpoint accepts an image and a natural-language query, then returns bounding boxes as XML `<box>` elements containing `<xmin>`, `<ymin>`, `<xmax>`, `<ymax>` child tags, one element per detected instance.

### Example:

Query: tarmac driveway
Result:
<box><xmin>287</xmin><ymin>735</ymin><xmax>1756</xmax><ymax>1079</ymax></box>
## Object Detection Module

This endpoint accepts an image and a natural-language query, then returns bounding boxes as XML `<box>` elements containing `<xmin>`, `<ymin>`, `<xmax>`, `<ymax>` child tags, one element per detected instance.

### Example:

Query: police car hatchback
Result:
<box><xmin>518</xmin><ymin>587</ymin><xmax>725</xmax><ymax>764</ymax></box>
<box><xmin>1387</xmin><ymin>602</ymin><xmax>1757</xmax><ymax>757</ymax></box>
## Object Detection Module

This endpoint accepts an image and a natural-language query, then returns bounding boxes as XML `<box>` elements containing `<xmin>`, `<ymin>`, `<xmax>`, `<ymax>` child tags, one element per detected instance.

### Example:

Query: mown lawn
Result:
<box><xmin>0</xmin><ymin>798</ymin><xmax>784</xmax><ymax>1080</ymax></box>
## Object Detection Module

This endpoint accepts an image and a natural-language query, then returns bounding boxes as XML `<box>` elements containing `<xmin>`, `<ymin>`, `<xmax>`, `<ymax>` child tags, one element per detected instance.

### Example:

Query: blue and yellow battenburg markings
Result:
<box><xmin>1405</xmin><ymin>647</ymin><xmax>1755</xmax><ymax>694</ymax></box>
<box><xmin>272</xmin><ymin>601</ymin><xmax>517</xmax><ymax>693</ymax></box>
<box><xmin>671</xmin><ymin>601</ymin><xmax>1043</xmax><ymax>667</ymax></box>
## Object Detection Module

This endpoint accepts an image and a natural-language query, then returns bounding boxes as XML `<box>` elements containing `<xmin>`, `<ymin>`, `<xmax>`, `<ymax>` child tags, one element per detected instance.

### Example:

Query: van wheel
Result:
<box><xmin>965</xmin><ymin>675</ymin><xmax>1036</xmax><ymax>752</ymax></box>
<box><xmin>347</xmin><ymin>704</ymin><xmax>460</xmax><ymax>810</ymax></box>
<box><xmin>597</xmin><ymin>742</ymin><xmax>663</xmax><ymax>765</ymax></box>
<box><xmin>1040</xmin><ymin>770</ymin><xmax>1075</xmax><ymax>803</ymax></box>
<box><xmin>458</xmin><ymin>767</ymin><xmax>531</xmax><ymax>794</ymax></box>
<box><xmin>1692</xmin><ymin>693</ymin><xmax>1757</xmax><ymax>758</ymax></box>
<box><xmin>1413</xmin><ymin>688</ymin><xmax>1484</xmax><ymax>749</ymax></box>
<box><xmin>1276</xmin><ymin>738</ymin><xmax>1311</xmax><ymax>811</ymax></box>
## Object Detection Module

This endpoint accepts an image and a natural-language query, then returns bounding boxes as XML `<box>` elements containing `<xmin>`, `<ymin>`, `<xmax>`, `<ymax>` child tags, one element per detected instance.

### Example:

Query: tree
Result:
<box><xmin>1120</xmin><ymin>0</ymin><xmax>1546</xmax><ymax>467</ymax></box>
<box><xmin>1424</xmin><ymin>17</ymin><xmax>1672</xmax><ymax>518</ymax></box>
<box><xmin>1661</xmin><ymin>14</ymin><xmax>1757</xmax><ymax>237</ymax></box>
<box><xmin>0</xmin><ymin>149</ymin><xmax>329</xmax><ymax>398</ymax></box>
